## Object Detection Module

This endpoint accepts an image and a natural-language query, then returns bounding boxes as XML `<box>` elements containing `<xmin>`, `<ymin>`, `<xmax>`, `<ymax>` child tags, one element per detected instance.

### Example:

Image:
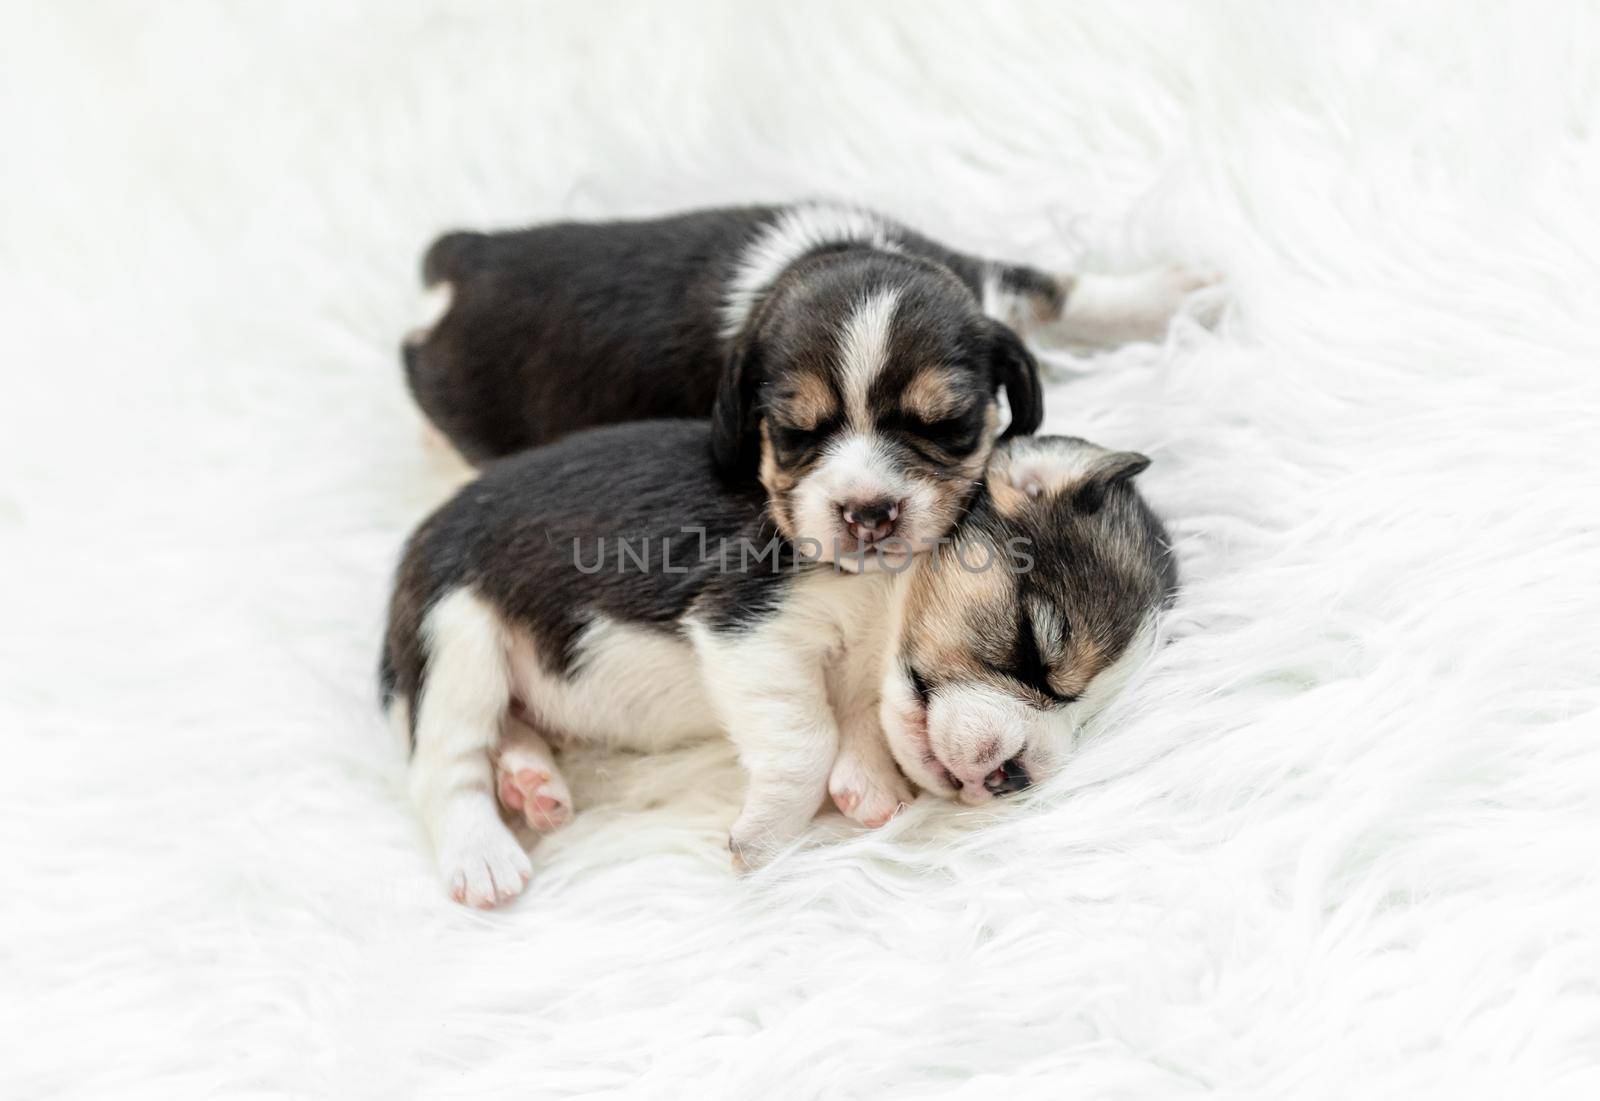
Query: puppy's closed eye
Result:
<box><xmin>992</xmin><ymin>602</ymin><xmax>1075</xmax><ymax>706</ymax></box>
<box><xmin>888</xmin><ymin>408</ymin><xmax>983</xmax><ymax>457</ymax></box>
<box><xmin>768</xmin><ymin>418</ymin><xmax>839</xmax><ymax>460</ymax></box>
<box><xmin>987</xmin><ymin>660</ymin><xmax>1075</xmax><ymax>707</ymax></box>
<box><xmin>908</xmin><ymin>665</ymin><xmax>934</xmax><ymax>704</ymax></box>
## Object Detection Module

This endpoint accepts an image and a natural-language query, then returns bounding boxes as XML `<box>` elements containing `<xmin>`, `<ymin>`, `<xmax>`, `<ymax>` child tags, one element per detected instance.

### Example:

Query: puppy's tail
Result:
<box><xmin>421</xmin><ymin>230</ymin><xmax>490</xmax><ymax>287</ymax></box>
<box><xmin>403</xmin><ymin>232</ymin><xmax>484</xmax><ymax>459</ymax></box>
<box><xmin>399</xmin><ymin>333</ymin><xmax>443</xmax><ymax>431</ymax></box>
<box><xmin>382</xmin><ymin>530</ymin><xmax>513</xmax><ymax>759</ymax></box>
<box><xmin>380</xmin><ymin>557</ymin><xmax>428</xmax><ymax>748</ymax></box>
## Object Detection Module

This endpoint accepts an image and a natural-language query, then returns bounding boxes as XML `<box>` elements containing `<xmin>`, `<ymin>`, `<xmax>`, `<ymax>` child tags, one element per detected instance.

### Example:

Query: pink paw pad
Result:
<box><xmin>497</xmin><ymin>768</ymin><xmax>571</xmax><ymax>832</ymax></box>
<box><xmin>828</xmin><ymin>760</ymin><xmax>912</xmax><ymax>830</ymax></box>
<box><xmin>859</xmin><ymin>805</ymin><xmax>897</xmax><ymax>829</ymax></box>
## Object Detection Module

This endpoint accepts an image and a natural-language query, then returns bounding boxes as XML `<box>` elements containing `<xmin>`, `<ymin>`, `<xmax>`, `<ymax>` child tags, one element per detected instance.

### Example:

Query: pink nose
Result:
<box><xmin>840</xmin><ymin>498</ymin><xmax>901</xmax><ymax>544</ymax></box>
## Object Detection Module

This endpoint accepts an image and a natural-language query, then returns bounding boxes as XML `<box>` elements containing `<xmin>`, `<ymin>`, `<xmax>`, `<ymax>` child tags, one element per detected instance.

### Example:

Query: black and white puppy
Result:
<box><xmin>382</xmin><ymin>421</ymin><xmax>1175</xmax><ymax>908</ymax></box>
<box><xmin>403</xmin><ymin>202</ymin><xmax>1210</xmax><ymax>565</ymax></box>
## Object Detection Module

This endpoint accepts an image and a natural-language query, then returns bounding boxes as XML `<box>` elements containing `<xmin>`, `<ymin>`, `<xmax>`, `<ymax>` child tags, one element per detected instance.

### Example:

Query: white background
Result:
<box><xmin>4</xmin><ymin>2</ymin><xmax>1598</xmax><ymax>1096</ymax></box>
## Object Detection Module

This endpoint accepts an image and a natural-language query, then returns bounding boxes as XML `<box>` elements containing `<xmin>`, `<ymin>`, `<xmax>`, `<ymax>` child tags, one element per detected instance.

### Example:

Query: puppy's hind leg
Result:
<box><xmin>986</xmin><ymin>263</ymin><xmax>1221</xmax><ymax>349</ymax></box>
<box><xmin>495</xmin><ymin>706</ymin><xmax>574</xmax><ymax>834</ymax></box>
<box><xmin>410</xmin><ymin>587</ymin><xmax>532</xmax><ymax>908</ymax></box>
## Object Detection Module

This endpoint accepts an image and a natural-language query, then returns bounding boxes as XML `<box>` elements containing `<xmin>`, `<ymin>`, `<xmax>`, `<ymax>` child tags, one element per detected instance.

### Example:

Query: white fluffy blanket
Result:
<box><xmin>6</xmin><ymin>3</ymin><xmax>1599</xmax><ymax>1096</ymax></box>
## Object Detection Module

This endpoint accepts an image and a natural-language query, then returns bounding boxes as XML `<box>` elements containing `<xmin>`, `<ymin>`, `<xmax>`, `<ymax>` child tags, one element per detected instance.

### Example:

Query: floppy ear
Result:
<box><xmin>989</xmin><ymin>437</ymin><xmax>1150</xmax><ymax>516</ymax></box>
<box><xmin>1070</xmin><ymin>450</ymin><xmax>1151</xmax><ymax>514</ymax></box>
<box><xmin>709</xmin><ymin>334</ymin><xmax>762</xmax><ymax>480</ymax></box>
<box><xmin>990</xmin><ymin>322</ymin><xmax>1044</xmax><ymax>439</ymax></box>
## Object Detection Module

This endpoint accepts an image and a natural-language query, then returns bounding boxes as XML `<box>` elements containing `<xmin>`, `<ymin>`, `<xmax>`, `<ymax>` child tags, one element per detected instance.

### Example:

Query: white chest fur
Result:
<box><xmin>503</xmin><ymin>569</ymin><xmax>901</xmax><ymax>754</ymax></box>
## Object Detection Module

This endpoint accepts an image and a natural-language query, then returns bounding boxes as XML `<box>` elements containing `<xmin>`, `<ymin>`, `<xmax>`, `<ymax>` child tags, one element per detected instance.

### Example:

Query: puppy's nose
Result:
<box><xmin>840</xmin><ymin>498</ymin><xmax>901</xmax><ymax>544</ymax></box>
<box><xmin>982</xmin><ymin>757</ymin><xmax>1030</xmax><ymax>796</ymax></box>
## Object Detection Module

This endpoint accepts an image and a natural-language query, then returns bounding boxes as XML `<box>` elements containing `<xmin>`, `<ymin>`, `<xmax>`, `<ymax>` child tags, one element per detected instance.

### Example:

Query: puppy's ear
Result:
<box><xmin>990</xmin><ymin>437</ymin><xmax>1150</xmax><ymax>515</ymax></box>
<box><xmin>1070</xmin><ymin>450</ymin><xmax>1150</xmax><ymax>513</ymax></box>
<box><xmin>709</xmin><ymin>334</ymin><xmax>762</xmax><ymax>480</ymax></box>
<box><xmin>990</xmin><ymin>322</ymin><xmax>1044</xmax><ymax>439</ymax></box>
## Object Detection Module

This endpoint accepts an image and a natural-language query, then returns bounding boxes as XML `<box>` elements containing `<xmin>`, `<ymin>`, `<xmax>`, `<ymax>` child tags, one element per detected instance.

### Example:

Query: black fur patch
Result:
<box><xmin>380</xmin><ymin>421</ymin><xmax>812</xmax><ymax>726</ymax></box>
<box><xmin>996</xmin><ymin>264</ymin><xmax>1066</xmax><ymax>316</ymax></box>
<box><xmin>404</xmin><ymin>205</ymin><xmax>1055</xmax><ymax>468</ymax></box>
<box><xmin>406</xmin><ymin>208</ymin><xmax>770</xmax><ymax>464</ymax></box>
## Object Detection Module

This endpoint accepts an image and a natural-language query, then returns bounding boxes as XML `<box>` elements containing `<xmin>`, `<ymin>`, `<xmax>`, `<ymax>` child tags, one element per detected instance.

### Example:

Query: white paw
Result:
<box><xmin>438</xmin><ymin>816</ymin><xmax>532</xmax><ymax>908</ymax></box>
<box><xmin>1154</xmin><ymin>262</ymin><xmax>1223</xmax><ymax>297</ymax></box>
<box><xmin>1116</xmin><ymin>264</ymin><xmax>1222</xmax><ymax>338</ymax></box>
<box><xmin>829</xmin><ymin>752</ymin><xmax>913</xmax><ymax>828</ymax></box>
<box><xmin>727</xmin><ymin>810</ymin><xmax>810</xmax><ymax>874</ymax></box>
<box><xmin>1061</xmin><ymin>265</ymin><xmax>1224</xmax><ymax>346</ymax></box>
<box><xmin>495</xmin><ymin>753</ymin><xmax>573</xmax><ymax>834</ymax></box>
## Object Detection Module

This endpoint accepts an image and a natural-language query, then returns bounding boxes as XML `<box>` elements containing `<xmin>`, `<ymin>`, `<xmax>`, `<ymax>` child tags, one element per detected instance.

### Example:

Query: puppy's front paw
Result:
<box><xmin>727</xmin><ymin>812</ymin><xmax>807</xmax><ymax>874</ymax></box>
<box><xmin>438</xmin><ymin>817</ymin><xmax>532</xmax><ymax>909</ymax></box>
<box><xmin>829</xmin><ymin>752</ymin><xmax>913</xmax><ymax>828</ymax></box>
<box><xmin>727</xmin><ymin>826</ymin><xmax>778</xmax><ymax>875</ymax></box>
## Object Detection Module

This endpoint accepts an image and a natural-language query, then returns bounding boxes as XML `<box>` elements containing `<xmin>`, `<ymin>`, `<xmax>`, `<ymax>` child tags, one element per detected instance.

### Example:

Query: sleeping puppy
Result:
<box><xmin>402</xmin><ymin>202</ymin><xmax>1211</xmax><ymax>565</ymax></box>
<box><xmin>382</xmin><ymin>421</ymin><xmax>1175</xmax><ymax>907</ymax></box>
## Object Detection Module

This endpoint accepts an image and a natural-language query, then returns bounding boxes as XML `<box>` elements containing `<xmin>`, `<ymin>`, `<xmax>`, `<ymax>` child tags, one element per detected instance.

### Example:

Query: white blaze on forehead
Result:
<box><xmin>720</xmin><ymin>202</ymin><xmax>901</xmax><ymax>339</ymax></box>
<box><xmin>836</xmin><ymin>287</ymin><xmax>901</xmax><ymax>429</ymax></box>
<box><xmin>819</xmin><ymin>432</ymin><xmax>903</xmax><ymax>500</ymax></box>
<box><xmin>1025</xmin><ymin>594</ymin><xmax>1069</xmax><ymax>663</ymax></box>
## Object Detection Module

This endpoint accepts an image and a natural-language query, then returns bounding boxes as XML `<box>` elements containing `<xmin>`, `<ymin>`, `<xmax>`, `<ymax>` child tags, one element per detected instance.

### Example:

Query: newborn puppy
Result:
<box><xmin>879</xmin><ymin>437</ymin><xmax>1177</xmax><ymax>798</ymax></box>
<box><xmin>381</xmin><ymin>421</ymin><xmax>1175</xmax><ymax>907</ymax></box>
<box><xmin>403</xmin><ymin>203</ymin><xmax>1210</xmax><ymax>564</ymax></box>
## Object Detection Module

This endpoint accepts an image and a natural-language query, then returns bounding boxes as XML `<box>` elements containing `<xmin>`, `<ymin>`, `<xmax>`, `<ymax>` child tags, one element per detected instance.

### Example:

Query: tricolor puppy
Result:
<box><xmin>878</xmin><ymin>436</ymin><xmax>1177</xmax><ymax>800</ymax></box>
<box><xmin>381</xmin><ymin>421</ymin><xmax>1176</xmax><ymax>908</ymax></box>
<box><xmin>403</xmin><ymin>202</ymin><xmax>1211</xmax><ymax>565</ymax></box>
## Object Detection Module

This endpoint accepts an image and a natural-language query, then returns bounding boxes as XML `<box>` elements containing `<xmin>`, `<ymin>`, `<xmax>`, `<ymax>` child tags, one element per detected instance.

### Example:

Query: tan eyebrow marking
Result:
<box><xmin>899</xmin><ymin>368</ymin><xmax>969</xmax><ymax>421</ymax></box>
<box><xmin>1053</xmin><ymin>636</ymin><xmax>1114</xmax><ymax>699</ymax></box>
<box><xmin>773</xmin><ymin>371</ymin><xmax>838</xmax><ymax>430</ymax></box>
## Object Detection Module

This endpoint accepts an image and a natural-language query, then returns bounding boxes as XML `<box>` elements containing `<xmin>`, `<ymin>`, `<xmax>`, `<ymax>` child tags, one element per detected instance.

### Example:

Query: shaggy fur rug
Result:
<box><xmin>6</xmin><ymin>2</ymin><xmax>1599</xmax><ymax>1096</ymax></box>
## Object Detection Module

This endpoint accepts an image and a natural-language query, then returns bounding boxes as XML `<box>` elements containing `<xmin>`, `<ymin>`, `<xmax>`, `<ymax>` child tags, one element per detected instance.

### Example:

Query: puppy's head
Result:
<box><xmin>710</xmin><ymin>251</ymin><xmax>1042</xmax><ymax>567</ymax></box>
<box><xmin>879</xmin><ymin>436</ymin><xmax>1176</xmax><ymax>803</ymax></box>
